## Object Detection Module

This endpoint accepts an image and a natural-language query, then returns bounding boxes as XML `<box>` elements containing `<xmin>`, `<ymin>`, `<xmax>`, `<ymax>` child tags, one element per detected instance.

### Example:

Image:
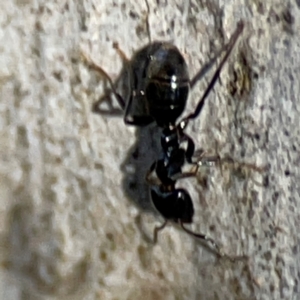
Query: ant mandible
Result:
<box><xmin>83</xmin><ymin>21</ymin><xmax>244</xmax><ymax>257</ymax></box>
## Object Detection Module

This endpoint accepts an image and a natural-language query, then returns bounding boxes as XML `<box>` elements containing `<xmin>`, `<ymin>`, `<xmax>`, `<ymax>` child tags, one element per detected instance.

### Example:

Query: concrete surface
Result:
<box><xmin>1</xmin><ymin>0</ymin><xmax>300</xmax><ymax>299</ymax></box>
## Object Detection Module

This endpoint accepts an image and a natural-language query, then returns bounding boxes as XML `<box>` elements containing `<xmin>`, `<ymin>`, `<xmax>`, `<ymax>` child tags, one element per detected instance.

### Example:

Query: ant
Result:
<box><xmin>83</xmin><ymin>21</ymin><xmax>248</xmax><ymax>258</ymax></box>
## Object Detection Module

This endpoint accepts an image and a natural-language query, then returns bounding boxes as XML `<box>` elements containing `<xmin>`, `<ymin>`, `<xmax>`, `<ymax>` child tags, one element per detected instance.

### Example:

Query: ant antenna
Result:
<box><xmin>144</xmin><ymin>0</ymin><xmax>152</xmax><ymax>43</ymax></box>
<box><xmin>180</xmin><ymin>21</ymin><xmax>244</xmax><ymax>130</ymax></box>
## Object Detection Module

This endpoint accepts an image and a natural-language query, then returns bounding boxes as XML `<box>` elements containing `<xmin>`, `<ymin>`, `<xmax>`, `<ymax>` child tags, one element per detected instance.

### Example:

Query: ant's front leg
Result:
<box><xmin>179</xmin><ymin>131</ymin><xmax>219</xmax><ymax>166</ymax></box>
<box><xmin>179</xmin><ymin>131</ymin><xmax>195</xmax><ymax>164</ymax></box>
<box><xmin>175</xmin><ymin>156</ymin><xmax>220</xmax><ymax>181</ymax></box>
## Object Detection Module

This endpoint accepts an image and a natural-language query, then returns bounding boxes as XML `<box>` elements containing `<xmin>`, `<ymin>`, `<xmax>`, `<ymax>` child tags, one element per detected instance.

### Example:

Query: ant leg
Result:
<box><xmin>197</xmin><ymin>154</ymin><xmax>220</xmax><ymax>165</ymax></box>
<box><xmin>171</xmin><ymin>156</ymin><xmax>220</xmax><ymax>181</ymax></box>
<box><xmin>179</xmin><ymin>132</ymin><xmax>195</xmax><ymax>163</ymax></box>
<box><xmin>179</xmin><ymin>221</ymin><xmax>229</xmax><ymax>259</ymax></box>
<box><xmin>179</xmin><ymin>21</ymin><xmax>244</xmax><ymax>130</ymax></box>
<box><xmin>219</xmin><ymin>157</ymin><xmax>267</xmax><ymax>173</ymax></box>
<box><xmin>145</xmin><ymin>162</ymin><xmax>156</xmax><ymax>181</ymax></box>
<box><xmin>218</xmin><ymin>157</ymin><xmax>267</xmax><ymax>186</ymax></box>
<box><xmin>171</xmin><ymin>168</ymin><xmax>199</xmax><ymax>181</ymax></box>
<box><xmin>179</xmin><ymin>132</ymin><xmax>220</xmax><ymax>167</ymax></box>
<box><xmin>153</xmin><ymin>220</ymin><xmax>168</xmax><ymax>244</ymax></box>
<box><xmin>81</xmin><ymin>51</ymin><xmax>126</xmax><ymax>110</ymax></box>
<box><xmin>145</xmin><ymin>161</ymin><xmax>162</xmax><ymax>186</ymax></box>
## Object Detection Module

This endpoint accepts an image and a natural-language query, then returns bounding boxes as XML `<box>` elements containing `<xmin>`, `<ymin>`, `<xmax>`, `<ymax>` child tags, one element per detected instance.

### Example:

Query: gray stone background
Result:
<box><xmin>1</xmin><ymin>0</ymin><xmax>300</xmax><ymax>299</ymax></box>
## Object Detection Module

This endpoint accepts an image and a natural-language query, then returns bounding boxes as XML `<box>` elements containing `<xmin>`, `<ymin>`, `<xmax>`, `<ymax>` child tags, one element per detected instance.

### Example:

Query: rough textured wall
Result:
<box><xmin>1</xmin><ymin>0</ymin><xmax>300</xmax><ymax>299</ymax></box>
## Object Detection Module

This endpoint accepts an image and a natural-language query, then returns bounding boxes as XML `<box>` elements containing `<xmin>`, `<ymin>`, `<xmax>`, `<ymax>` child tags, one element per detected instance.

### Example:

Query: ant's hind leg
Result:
<box><xmin>179</xmin><ymin>221</ymin><xmax>234</xmax><ymax>260</ymax></box>
<box><xmin>153</xmin><ymin>220</ymin><xmax>168</xmax><ymax>244</ymax></box>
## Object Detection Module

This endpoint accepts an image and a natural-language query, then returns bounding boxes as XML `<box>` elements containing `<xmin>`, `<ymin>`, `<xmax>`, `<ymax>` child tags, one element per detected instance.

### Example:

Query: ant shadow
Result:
<box><xmin>120</xmin><ymin>125</ymin><xmax>162</xmax><ymax>212</ymax></box>
<box><xmin>90</xmin><ymin>44</ymin><xmax>163</xmax><ymax>215</ymax></box>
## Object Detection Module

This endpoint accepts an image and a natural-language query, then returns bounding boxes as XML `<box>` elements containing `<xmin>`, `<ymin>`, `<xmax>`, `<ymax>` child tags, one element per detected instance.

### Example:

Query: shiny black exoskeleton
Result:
<box><xmin>88</xmin><ymin>22</ymin><xmax>244</xmax><ymax>255</ymax></box>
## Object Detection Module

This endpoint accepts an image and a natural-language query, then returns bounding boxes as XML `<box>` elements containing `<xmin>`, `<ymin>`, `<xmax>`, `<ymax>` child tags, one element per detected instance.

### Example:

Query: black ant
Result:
<box><xmin>83</xmin><ymin>21</ymin><xmax>248</xmax><ymax>258</ymax></box>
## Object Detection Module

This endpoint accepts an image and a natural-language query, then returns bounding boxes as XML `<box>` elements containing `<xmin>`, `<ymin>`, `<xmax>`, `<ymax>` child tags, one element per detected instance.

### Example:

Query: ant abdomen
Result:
<box><xmin>145</xmin><ymin>43</ymin><xmax>190</xmax><ymax>125</ymax></box>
